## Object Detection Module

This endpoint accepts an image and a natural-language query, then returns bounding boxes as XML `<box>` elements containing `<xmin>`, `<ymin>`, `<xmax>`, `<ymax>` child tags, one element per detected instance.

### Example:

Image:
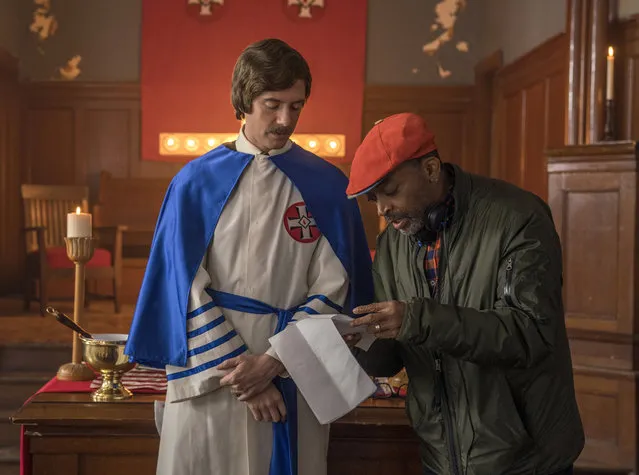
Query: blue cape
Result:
<box><xmin>125</xmin><ymin>143</ymin><xmax>373</xmax><ymax>368</ymax></box>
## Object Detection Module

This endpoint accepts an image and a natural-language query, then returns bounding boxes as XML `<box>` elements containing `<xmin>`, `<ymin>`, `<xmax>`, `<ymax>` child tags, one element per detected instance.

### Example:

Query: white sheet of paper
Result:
<box><xmin>269</xmin><ymin>318</ymin><xmax>377</xmax><ymax>425</ymax></box>
<box><xmin>328</xmin><ymin>313</ymin><xmax>376</xmax><ymax>351</ymax></box>
<box><xmin>154</xmin><ymin>400</ymin><xmax>165</xmax><ymax>435</ymax></box>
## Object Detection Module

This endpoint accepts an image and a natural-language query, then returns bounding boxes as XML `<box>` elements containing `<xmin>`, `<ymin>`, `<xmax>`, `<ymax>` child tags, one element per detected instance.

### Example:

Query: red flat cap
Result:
<box><xmin>346</xmin><ymin>112</ymin><xmax>437</xmax><ymax>198</ymax></box>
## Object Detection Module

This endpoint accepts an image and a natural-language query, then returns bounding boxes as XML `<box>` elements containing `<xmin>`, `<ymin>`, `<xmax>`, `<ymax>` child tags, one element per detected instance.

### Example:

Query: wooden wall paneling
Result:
<box><xmin>21</xmin><ymin>82</ymin><xmax>184</xmax><ymax>303</ymax></box>
<box><xmin>362</xmin><ymin>85</ymin><xmax>474</xmax><ymax>170</ymax></box>
<box><xmin>547</xmin><ymin>141</ymin><xmax>639</xmax><ymax>472</ymax></box>
<box><xmin>472</xmin><ymin>50</ymin><xmax>504</xmax><ymax>178</ymax></box>
<box><xmin>548</xmin><ymin>144</ymin><xmax>637</xmax><ymax>335</ymax></box>
<box><xmin>492</xmin><ymin>33</ymin><xmax>568</xmax><ymax>200</ymax></box>
<box><xmin>360</xmin><ymin>85</ymin><xmax>474</xmax><ymax>247</ymax></box>
<box><xmin>573</xmin><ymin>367</ymin><xmax>637</xmax><ymax>470</ymax></box>
<box><xmin>0</xmin><ymin>49</ymin><xmax>23</xmax><ymax>295</ymax></box>
<box><xmin>22</xmin><ymin>83</ymin><xmax>140</xmax><ymax>197</ymax></box>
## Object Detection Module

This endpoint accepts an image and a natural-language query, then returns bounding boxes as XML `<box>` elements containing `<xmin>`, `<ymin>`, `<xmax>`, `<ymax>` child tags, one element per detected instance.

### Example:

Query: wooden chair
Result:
<box><xmin>21</xmin><ymin>184</ymin><xmax>126</xmax><ymax>313</ymax></box>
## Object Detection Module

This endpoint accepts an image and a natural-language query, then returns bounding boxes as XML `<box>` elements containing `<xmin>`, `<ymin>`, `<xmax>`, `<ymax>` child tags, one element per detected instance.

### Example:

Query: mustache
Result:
<box><xmin>384</xmin><ymin>213</ymin><xmax>411</xmax><ymax>223</ymax></box>
<box><xmin>267</xmin><ymin>126</ymin><xmax>294</xmax><ymax>136</ymax></box>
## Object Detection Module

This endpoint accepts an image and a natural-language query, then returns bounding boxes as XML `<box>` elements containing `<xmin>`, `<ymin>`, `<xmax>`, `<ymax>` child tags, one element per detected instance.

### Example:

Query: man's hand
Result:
<box><xmin>245</xmin><ymin>383</ymin><xmax>287</xmax><ymax>423</ymax></box>
<box><xmin>217</xmin><ymin>353</ymin><xmax>284</xmax><ymax>401</ymax></box>
<box><xmin>350</xmin><ymin>301</ymin><xmax>406</xmax><ymax>339</ymax></box>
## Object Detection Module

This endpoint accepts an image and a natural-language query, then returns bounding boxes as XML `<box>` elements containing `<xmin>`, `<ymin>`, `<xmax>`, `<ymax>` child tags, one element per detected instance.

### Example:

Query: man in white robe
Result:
<box><xmin>125</xmin><ymin>38</ymin><xmax>373</xmax><ymax>475</ymax></box>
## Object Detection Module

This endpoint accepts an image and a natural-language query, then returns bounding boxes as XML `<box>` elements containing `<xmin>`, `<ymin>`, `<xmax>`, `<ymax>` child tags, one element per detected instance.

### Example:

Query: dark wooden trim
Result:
<box><xmin>566</xmin><ymin>0</ymin><xmax>588</xmax><ymax>145</ymax></box>
<box><xmin>363</xmin><ymin>84</ymin><xmax>474</xmax><ymax>108</ymax></box>
<box><xmin>547</xmin><ymin>140</ymin><xmax>638</xmax><ymax>160</ymax></box>
<box><xmin>614</xmin><ymin>16</ymin><xmax>639</xmax><ymax>141</ymax></box>
<box><xmin>568</xmin><ymin>327</ymin><xmax>639</xmax><ymax>344</ymax></box>
<box><xmin>585</xmin><ymin>0</ymin><xmax>610</xmax><ymax>143</ymax></box>
<box><xmin>21</xmin><ymin>82</ymin><xmax>140</xmax><ymax>103</ymax></box>
<box><xmin>572</xmin><ymin>364</ymin><xmax>639</xmax><ymax>380</ymax></box>
<box><xmin>0</xmin><ymin>47</ymin><xmax>22</xmax><ymax>295</ymax></box>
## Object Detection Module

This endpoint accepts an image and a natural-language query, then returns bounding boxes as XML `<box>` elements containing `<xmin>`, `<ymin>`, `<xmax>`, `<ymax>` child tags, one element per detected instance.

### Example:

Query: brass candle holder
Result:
<box><xmin>603</xmin><ymin>98</ymin><xmax>616</xmax><ymax>141</ymax></box>
<box><xmin>56</xmin><ymin>237</ymin><xmax>97</xmax><ymax>381</ymax></box>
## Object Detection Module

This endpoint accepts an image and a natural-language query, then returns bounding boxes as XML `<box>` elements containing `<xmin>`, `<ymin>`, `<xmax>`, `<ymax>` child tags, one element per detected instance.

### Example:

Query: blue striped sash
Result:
<box><xmin>206</xmin><ymin>289</ymin><xmax>299</xmax><ymax>475</ymax></box>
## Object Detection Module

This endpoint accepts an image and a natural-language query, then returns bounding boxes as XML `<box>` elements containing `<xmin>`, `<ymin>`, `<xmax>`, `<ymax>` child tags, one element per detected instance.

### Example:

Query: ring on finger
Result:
<box><xmin>374</xmin><ymin>323</ymin><xmax>381</xmax><ymax>332</ymax></box>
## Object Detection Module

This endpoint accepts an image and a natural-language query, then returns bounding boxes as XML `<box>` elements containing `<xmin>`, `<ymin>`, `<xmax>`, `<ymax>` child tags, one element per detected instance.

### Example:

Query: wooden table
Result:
<box><xmin>12</xmin><ymin>392</ymin><xmax>422</xmax><ymax>475</ymax></box>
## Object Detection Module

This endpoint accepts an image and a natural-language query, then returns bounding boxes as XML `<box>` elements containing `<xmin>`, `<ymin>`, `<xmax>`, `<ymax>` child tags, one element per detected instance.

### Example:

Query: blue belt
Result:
<box><xmin>207</xmin><ymin>289</ymin><xmax>299</xmax><ymax>475</ymax></box>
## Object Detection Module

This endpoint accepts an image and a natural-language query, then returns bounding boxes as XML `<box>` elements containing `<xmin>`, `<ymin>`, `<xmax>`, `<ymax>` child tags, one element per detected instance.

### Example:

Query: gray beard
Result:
<box><xmin>397</xmin><ymin>217</ymin><xmax>426</xmax><ymax>236</ymax></box>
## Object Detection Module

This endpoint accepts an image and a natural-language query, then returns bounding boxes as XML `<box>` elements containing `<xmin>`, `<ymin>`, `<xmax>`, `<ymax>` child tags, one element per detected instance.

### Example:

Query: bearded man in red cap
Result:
<box><xmin>345</xmin><ymin>112</ymin><xmax>584</xmax><ymax>475</ymax></box>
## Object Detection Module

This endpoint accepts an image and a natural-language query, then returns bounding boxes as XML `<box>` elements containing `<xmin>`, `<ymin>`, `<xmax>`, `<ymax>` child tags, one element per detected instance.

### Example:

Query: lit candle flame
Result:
<box><xmin>608</xmin><ymin>46</ymin><xmax>614</xmax><ymax>58</ymax></box>
<box><xmin>76</xmin><ymin>206</ymin><xmax>81</xmax><ymax>214</ymax></box>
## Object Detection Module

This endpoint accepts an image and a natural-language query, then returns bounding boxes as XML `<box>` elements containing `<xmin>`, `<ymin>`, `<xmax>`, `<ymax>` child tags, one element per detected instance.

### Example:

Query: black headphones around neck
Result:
<box><xmin>416</xmin><ymin>200</ymin><xmax>451</xmax><ymax>244</ymax></box>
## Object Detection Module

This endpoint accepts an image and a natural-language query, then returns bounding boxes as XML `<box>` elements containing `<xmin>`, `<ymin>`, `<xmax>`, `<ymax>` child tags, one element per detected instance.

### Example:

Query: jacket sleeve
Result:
<box><xmin>398</xmin><ymin>209</ymin><xmax>563</xmax><ymax>369</ymax></box>
<box><xmin>354</xmin><ymin>260</ymin><xmax>405</xmax><ymax>377</ymax></box>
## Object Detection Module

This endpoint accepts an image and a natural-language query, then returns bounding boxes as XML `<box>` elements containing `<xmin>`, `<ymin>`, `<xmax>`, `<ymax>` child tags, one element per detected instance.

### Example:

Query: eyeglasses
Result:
<box><xmin>372</xmin><ymin>377</ymin><xmax>407</xmax><ymax>399</ymax></box>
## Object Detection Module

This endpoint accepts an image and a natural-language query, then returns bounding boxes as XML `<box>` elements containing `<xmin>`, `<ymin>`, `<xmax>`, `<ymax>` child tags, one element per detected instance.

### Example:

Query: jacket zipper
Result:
<box><xmin>434</xmin><ymin>353</ymin><xmax>462</xmax><ymax>475</ymax></box>
<box><xmin>423</xmin><ymin>240</ymin><xmax>461</xmax><ymax>475</ymax></box>
<box><xmin>503</xmin><ymin>257</ymin><xmax>515</xmax><ymax>306</ymax></box>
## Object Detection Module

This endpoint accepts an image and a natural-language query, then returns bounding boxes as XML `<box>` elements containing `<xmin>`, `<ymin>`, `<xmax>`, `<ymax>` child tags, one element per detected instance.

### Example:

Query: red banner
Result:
<box><xmin>141</xmin><ymin>0</ymin><xmax>367</xmax><ymax>163</ymax></box>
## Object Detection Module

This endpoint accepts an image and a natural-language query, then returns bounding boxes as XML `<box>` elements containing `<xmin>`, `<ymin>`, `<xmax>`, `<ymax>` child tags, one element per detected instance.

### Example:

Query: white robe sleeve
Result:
<box><xmin>265</xmin><ymin>236</ymin><xmax>349</xmax><ymax>362</ymax></box>
<box><xmin>165</xmin><ymin>258</ymin><xmax>248</xmax><ymax>403</ymax></box>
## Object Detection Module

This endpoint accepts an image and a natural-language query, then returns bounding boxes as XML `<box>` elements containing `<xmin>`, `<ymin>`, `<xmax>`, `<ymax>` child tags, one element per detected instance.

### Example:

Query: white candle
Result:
<box><xmin>67</xmin><ymin>207</ymin><xmax>92</xmax><ymax>237</ymax></box>
<box><xmin>606</xmin><ymin>46</ymin><xmax>615</xmax><ymax>100</ymax></box>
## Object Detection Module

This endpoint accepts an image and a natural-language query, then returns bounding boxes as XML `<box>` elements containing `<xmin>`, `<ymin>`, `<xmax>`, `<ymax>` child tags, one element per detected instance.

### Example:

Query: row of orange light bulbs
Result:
<box><xmin>160</xmin><ymin>133</ymin><xmax>345</xmax><ymax>157</ymax></box>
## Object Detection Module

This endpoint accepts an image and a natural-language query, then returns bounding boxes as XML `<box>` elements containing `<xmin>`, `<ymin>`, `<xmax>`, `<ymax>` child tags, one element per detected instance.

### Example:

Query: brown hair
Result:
<box><xmin>231</xmin><ymin>38</ymin><xmax>312</xmax><ymax>120</ymax></box>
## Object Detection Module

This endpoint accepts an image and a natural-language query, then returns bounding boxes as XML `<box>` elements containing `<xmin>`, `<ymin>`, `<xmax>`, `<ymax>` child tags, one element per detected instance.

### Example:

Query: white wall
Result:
<box><xmin>366</xmin><ymin>0</ymin><xmax>482</xmax><ymax>85</ymax></box>
<box><xmin>619</xmin><ymin>0</ymin><xmax>639</xmax><ymax>19</ymax></box>
<box><xmin>15</xmin><ymin>0</ymin><xmax>141</xmax><ymax>81</ymax></box>
<box><xmin>476</xmin><ymin>0</ymin><xmax>566</xmax><ymax>64</ymax></box>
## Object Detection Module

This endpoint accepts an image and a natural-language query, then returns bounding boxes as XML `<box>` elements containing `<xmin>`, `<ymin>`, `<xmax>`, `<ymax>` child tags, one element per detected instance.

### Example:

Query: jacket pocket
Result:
<box><xmin>405</xmin><ymin>383</ymin><xmax>429</xmax><ymax>430</ymax></box>
<box><xmin>468</xmin><ymin>372</ymin><xmax>535</xmax><ymax>468</ymax></box>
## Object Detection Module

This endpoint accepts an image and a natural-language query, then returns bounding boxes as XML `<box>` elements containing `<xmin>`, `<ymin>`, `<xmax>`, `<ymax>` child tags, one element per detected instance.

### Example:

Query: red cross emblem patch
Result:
<box><xmin>284</xmin><ymin>202</ymin><xmax>321</xmax><ymax>243</ymax></box>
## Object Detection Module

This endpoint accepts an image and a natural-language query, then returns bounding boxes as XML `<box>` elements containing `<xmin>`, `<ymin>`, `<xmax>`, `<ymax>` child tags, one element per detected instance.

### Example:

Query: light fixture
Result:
<box><xmin>159</xmin><ymin>133</ymin><xmax>346</xmax><ymax>158</ymax></box>
<box><xmin>185</xmin><ymin>137</ymin><xmax>199</xmax><ymax>152</ymax></box>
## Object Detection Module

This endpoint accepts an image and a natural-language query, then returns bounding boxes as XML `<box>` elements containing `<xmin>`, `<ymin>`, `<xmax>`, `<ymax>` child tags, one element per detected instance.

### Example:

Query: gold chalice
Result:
<box><xmin>80</xmin><ymin>333</ymin><xmax>136</xmax><ymax>402</ymax></box>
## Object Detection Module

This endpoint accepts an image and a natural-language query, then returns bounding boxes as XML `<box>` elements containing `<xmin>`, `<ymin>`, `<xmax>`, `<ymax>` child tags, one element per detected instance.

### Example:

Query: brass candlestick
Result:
<box><xmin>56</xmin><ymin>237</ymin><xmax>97</xmax><ymax>381</ymax></box>
<box><xmin>603</xmin><ymin>98</ymin><xmax>616</xmax><ymax>141</ymax></box>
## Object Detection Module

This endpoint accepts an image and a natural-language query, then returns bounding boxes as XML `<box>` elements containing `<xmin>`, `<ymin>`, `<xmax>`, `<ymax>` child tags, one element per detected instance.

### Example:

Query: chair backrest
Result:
<box><xmin>21</xmin><ymin>184</ymin><xmax>89</xmax><ymax>251</ymax></box>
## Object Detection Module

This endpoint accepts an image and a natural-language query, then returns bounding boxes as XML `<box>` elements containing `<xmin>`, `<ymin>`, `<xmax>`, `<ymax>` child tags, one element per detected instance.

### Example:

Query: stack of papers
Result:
<box><xmin>269</xmin><ymin>314</ymin><xmax>377</xmax><ymax>424</ymax></box>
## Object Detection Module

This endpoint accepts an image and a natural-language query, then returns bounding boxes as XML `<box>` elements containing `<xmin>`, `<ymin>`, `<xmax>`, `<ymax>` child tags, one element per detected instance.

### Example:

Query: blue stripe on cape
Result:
<box><xmin>125</xmin><ymin>143</ymin><xmax>373</xmax><ymax>368</ymax></box>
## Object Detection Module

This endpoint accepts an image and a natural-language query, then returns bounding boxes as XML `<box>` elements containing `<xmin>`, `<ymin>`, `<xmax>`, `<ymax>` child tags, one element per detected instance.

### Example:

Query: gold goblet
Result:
<box><xmin>81</xmin><ymin>333</ymin><xmax>135</xmax><ymax>402</ymax></box>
